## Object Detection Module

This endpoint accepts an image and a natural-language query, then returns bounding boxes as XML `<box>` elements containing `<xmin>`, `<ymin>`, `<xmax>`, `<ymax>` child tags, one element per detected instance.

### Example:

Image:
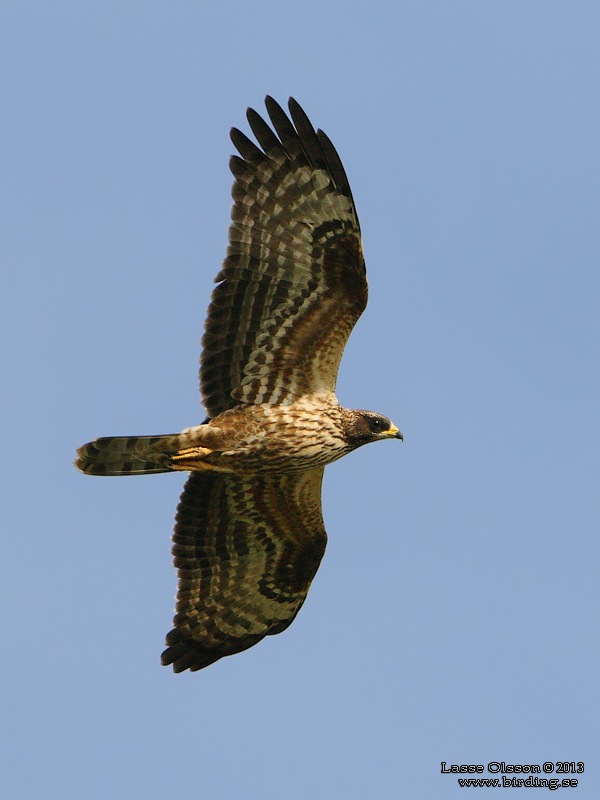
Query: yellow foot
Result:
<box><xmin>171</xmin><ymin>446</ymin><xmax>215</xmax><ymax>471</ymax></box>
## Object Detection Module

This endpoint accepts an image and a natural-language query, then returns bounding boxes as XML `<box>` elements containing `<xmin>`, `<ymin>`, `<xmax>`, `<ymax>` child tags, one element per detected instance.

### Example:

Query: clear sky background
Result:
<box><xmin>2</xmin><ymin>2</ymin><xmax>598</xmax><ymax>798</ymax></box>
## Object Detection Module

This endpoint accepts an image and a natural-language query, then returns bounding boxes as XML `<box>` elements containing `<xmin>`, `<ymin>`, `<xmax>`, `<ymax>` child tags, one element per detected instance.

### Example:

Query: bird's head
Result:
<box><xmin>343</xmin><ymin>410</ymin><xmax>403</xmax><ymax>448</ymax></box>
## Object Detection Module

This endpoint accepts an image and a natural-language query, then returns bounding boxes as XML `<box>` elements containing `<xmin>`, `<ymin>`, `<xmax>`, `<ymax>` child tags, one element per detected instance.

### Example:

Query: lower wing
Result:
<box><xmin>162</xmin><ymin>467</ymin><xmax>327</xmax><ymax>672</ymax></box>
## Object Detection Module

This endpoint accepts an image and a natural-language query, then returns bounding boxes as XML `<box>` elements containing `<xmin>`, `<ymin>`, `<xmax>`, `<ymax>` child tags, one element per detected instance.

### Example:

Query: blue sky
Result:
<box><xmin>2</xmin><ymin>2</ymin><xmax>599</xmax><ymax>798</ymax></box>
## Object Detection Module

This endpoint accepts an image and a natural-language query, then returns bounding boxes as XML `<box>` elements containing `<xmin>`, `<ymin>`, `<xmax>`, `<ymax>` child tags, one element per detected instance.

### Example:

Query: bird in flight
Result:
<box><xmin>76</xmin><ymin>97</ymin><xmax>402</xmax><ymax>672</ymax></box>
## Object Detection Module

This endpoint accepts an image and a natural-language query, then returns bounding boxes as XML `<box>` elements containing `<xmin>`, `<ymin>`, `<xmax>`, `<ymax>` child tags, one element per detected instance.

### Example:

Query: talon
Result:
<box><xmin>171</xmin><ymin>446</ymin><xmax>214</xmax><ymax>471</ymax></box>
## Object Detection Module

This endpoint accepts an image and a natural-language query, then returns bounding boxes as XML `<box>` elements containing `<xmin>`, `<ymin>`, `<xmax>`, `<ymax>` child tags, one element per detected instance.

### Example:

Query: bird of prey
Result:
<box><xmin>76</xmin><ymin>97</ymin><xmax>402</xmax><ymax>672</ymax></box>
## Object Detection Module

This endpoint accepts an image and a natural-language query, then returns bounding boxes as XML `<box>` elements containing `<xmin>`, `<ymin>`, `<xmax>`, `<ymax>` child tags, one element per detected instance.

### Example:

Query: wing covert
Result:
<box><xmin>200</xmin><ymin>97</ymin><xmax>368</xmax><ymax>418</ymax></box>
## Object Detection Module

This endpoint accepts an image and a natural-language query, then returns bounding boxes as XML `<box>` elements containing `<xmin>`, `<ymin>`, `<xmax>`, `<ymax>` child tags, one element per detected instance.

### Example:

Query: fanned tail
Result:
<box><xmin>75</xmin><ymin>434</ymin><xmax>184</xmax><ymax>476</ymax></box>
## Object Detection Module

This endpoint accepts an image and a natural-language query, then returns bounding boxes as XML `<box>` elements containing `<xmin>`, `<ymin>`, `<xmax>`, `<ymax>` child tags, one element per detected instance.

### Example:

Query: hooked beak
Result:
<box><xmin>387</xmin><ymin>423</ymin><xmax>404</xmax><ymax>441</ymax></box>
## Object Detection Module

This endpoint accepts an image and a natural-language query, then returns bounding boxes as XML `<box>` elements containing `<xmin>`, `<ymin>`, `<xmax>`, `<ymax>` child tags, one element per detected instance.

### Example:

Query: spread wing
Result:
<box><xmin>161</xmin><ymin>468</ymin><xmax>327</xmax><ymax>672</ymax></box>
<box><xmin>200</xmin><ymin>96</ymin><xmax>368</xmax><ymax>418</ymax></box>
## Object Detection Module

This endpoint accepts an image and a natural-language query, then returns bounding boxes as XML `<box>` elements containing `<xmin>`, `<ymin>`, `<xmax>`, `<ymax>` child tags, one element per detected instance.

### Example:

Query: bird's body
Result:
<box><xmin>77</xmin><ymin>393</ymin><xmax>399</xmax><ymax>476</ymax></box>
<box><xmin>76</xmin><ymin>97</ymin><xmax>402</xmax><ymax>672</ymax></box>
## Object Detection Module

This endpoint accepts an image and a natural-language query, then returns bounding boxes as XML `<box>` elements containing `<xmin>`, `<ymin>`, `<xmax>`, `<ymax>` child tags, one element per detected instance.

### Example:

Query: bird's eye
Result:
<box><xmin>369</xmin><ymin>417</ymin><xmax>387</xmax><ymax>433</ymax></box>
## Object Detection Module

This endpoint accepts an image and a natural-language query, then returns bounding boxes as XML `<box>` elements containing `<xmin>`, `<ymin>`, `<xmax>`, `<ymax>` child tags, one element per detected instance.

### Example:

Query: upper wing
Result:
<box><xmin>200</xmin><ymin>97</ymin><xmax>368</xmax><ymax>418</ymax></box>
<box><xmin>161</xmin><ymin>467</ymin><xmax>327</xmax><ymax>672</ymax></box>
